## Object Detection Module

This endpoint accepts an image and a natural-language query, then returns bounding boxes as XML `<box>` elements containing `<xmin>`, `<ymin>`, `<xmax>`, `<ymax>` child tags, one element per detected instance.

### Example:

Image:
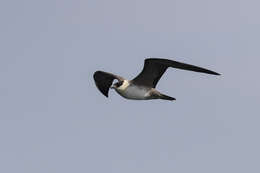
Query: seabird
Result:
<box><xmin>93</xmin><ymin>58</ymin><xmax>220</xmax><ymax>101</ymax></box>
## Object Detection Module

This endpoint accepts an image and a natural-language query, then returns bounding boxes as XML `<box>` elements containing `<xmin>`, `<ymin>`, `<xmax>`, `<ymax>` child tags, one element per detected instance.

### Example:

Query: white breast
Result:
<box><xmin>115</xmin><ymin>81</ymin><xmax>149</xmax><ymax>100</ymax></box>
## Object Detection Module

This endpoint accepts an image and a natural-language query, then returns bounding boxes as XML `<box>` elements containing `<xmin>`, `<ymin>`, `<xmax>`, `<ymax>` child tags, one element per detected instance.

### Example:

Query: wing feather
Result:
<box><xmin>93</xmin><ymin>71</ymin><xmax>124</xmax><ymax>97</ymax></box>
<box><xmin>132</xmin><ymin>58</ymin><xmax>220</xmax><ymax>88</ymax></box>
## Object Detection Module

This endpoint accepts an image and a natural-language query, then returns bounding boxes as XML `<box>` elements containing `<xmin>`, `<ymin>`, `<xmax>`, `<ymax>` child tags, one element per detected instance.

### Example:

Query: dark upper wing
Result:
<box><xmin>132</xmin><ymin>58</ymin><xmax>220</xmax><ymax>88</ymax></box>
<box><xmin>132</xmin><ymin>59</ymin><xmax>168</xmax><ymax>88</ymax></box>
<box><xmin>93</xmin><ymin>71</ymin><xmax>124</xmax><ymax>97</ymax></box>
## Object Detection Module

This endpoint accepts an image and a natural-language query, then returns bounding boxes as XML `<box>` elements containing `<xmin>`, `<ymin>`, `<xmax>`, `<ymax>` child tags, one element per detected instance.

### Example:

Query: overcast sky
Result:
<box><xmin>1</xmin><ymin>0</ymin><xmax>260</xmax><ymax>172</ymax></box>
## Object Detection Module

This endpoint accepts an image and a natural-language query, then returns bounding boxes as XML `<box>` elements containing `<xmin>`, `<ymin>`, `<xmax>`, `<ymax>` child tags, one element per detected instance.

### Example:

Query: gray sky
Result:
<box><xmin>1</xmin><ymin>0</ymin><xmax>260</xmax><ymax>172</ymax></box>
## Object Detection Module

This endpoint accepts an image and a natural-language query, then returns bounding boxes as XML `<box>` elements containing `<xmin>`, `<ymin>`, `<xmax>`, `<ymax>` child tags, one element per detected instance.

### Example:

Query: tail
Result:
<box><xmin>159</xmin><ymin>94</ymin><xmax>176</xmax><ymax>101</ymax></box>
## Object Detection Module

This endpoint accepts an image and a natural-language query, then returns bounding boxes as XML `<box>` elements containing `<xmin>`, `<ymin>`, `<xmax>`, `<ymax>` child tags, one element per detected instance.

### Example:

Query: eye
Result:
<box><xmin>117</xmin><ymin>81</ymin><xmax>123</xmax><ymax>87</ymax></box>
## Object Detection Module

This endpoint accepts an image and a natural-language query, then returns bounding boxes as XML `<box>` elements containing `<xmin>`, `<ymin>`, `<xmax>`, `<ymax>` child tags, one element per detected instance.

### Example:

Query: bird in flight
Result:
<box><xmin>93</xmin><ymin>58</ymin><xmax>220</xmax><ymax>101</ymax></box>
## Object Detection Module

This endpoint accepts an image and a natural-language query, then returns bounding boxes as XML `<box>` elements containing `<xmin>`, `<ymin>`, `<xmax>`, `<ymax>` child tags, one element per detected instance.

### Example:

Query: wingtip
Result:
<box><xmin>93</xmin><ymin>71</ymin><xmax>101</xmax><ymax>79</ymax></box>
<box><xmin>213</xmin><ymin>72</ymin><xmax>221</xmax><ymax>76</ymax></box>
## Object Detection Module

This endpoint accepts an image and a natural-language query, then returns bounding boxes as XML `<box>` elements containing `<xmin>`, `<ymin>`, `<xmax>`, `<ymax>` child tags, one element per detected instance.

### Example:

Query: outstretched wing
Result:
<box><xmin>93</xmin><ymin>71</ymin><xmax>124</xmax><ymax>97</ymax></box>
<box><xmin>132</xmin><ymin>58</ymin><xmax>220</xmax><ymax>88</ymax></box>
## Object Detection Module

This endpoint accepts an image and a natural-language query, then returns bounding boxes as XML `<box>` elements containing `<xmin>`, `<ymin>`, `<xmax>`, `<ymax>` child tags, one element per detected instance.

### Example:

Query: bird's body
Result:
<box><xmin>93</xmin><ymin>58</ymin><xmax>220</xmax><ymax>101</ymax></box>
<box><xmin>114</xmin><ymin>80</ymin><xmax>174</xmax><ymax>100</ymax></box>
<box><xmin>115</xmin><ymin>80</ymin><xmax>149</xmax><ymax>100</ymax></box>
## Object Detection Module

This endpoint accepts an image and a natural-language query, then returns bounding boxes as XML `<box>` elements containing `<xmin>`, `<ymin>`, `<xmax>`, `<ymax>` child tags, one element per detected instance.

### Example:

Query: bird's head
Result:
<box><xmin>111</xmin><ymin>80</ymin><xmax>130</xmax><ymax>91</ymax></box>
<box><xmin>111</xmin><ymin>81</ymin><xmax>124</xmax><ymax>89</ymax></box>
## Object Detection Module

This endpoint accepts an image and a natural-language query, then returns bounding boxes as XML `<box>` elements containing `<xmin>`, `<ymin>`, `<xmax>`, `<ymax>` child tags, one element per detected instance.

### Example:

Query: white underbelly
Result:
<box><xmin>116</xmin><ymin>86</ymin><xmax>149</xmax><ymax>100</ymax></box>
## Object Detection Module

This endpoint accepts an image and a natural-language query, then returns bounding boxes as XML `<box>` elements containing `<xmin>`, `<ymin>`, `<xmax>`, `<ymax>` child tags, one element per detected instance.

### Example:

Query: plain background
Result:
<box><xmin>0</xmin><ymin>0</ymin><xmax>259</xmax><ymax>172</ymax></box>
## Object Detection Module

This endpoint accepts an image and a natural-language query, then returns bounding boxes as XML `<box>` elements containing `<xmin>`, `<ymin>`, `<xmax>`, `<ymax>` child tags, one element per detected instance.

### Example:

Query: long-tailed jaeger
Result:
<box><xmin>93</xmin><ymin>58</ymin><xmax>220</xmax><ymax>101</ymax></box>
